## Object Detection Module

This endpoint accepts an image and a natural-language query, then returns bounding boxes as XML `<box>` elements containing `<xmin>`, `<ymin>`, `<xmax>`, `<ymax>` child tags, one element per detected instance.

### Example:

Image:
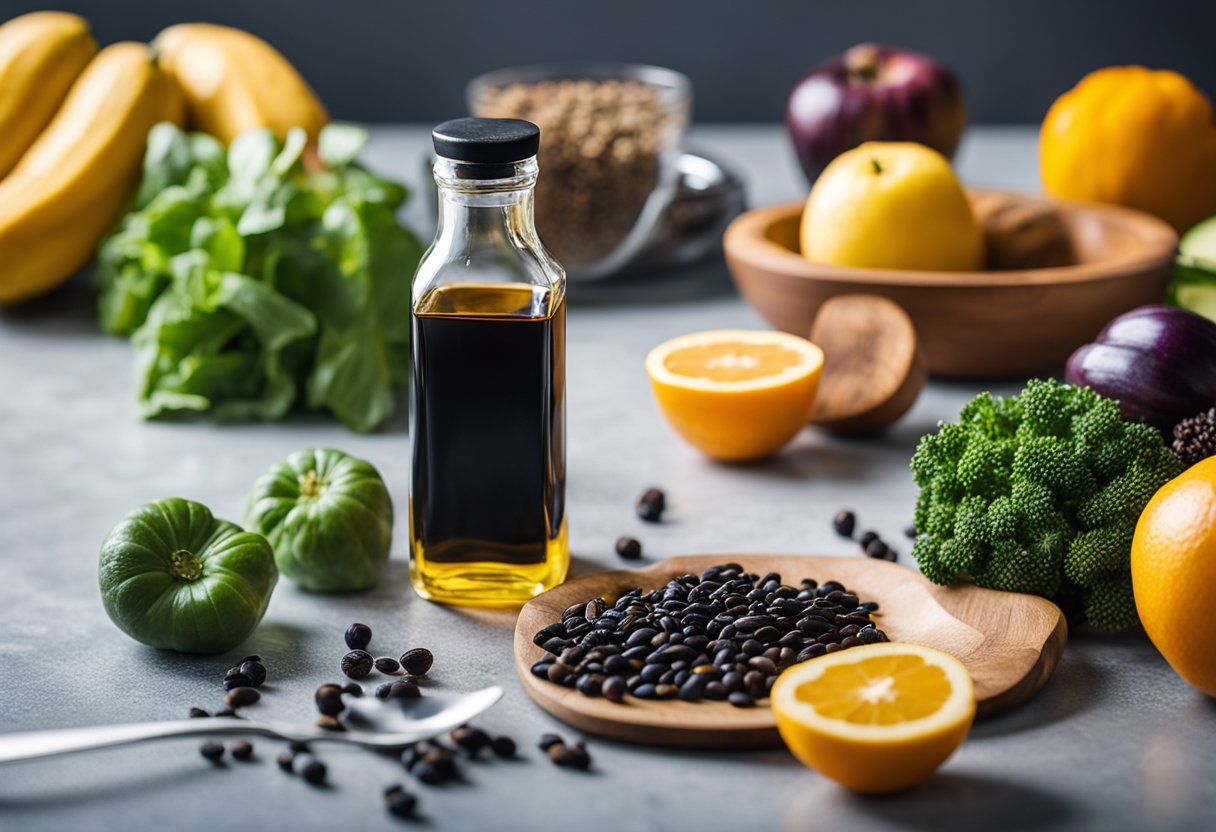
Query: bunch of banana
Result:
<box><xmin>0</xmin><ymin>14</ymin><xmax>328</xmax><ymax>305</ymax></box>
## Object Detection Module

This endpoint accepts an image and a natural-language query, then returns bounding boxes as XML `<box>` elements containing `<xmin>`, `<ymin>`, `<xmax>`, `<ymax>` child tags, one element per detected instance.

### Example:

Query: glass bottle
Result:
<box><xmin>409</xmin><ymin>118</ymin><xmax>568</xmax><ymax>605</ymax></box>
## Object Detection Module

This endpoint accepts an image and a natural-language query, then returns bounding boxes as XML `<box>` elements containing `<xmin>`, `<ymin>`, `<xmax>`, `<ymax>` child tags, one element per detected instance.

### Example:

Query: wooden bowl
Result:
<box><xmin>723</xmin><ymin>189</ymin><xmax>1178</xmax><ymax>377</ymax></box>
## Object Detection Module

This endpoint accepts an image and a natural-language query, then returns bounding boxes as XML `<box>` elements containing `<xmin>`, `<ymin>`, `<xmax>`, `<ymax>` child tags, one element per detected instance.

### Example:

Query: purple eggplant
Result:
<box><xmin>1065</xmin><ymin>305</ymin><xmax>1216</xmax><ymax>430</ymax></box>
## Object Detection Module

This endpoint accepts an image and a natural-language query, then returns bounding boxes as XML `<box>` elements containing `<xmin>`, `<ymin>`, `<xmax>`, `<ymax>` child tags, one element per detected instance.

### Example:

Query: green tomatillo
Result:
<box><xmin>246</xmin><ymin>448</ymin><xmax>393</xmax><ymax>592</ymax></box>
<box><xmin>98</xmin><ymin>498</ymin><xmax>278</xmax><ymax>654</ymax></box>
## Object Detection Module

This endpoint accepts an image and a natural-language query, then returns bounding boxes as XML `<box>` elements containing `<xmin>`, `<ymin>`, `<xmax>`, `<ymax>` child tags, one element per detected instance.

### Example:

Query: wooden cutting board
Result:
<box><xmin>514</xmin><ymin>554</ymin><xmax>1067</xmax><ymax>749</ymax></box>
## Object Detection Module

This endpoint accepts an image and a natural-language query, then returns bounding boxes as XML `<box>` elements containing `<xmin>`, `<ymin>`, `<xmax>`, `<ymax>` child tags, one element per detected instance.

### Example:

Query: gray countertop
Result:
<box><xmin>1</xmin><ymin>126</ymin><xmax>1211</xmax><ymax>832</ymax></box>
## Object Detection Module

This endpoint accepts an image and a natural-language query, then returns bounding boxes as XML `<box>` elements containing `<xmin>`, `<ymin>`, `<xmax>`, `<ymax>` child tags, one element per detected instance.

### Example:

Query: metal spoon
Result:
<box><xmin>0</xmin><ymin>685</ymin><xmax>503</xmax><ymax>764</ymax></box>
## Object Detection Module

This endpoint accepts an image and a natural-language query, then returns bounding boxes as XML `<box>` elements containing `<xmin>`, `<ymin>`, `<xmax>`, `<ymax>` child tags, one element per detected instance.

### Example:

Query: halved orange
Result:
<box><xmin>771</xmin><ymin>643</ymin><xmax>975</xmax><ymax>793</ymax></box>
<box><xmin>644</xmin><ymin>329</ymin><xmax>823</xmax><ymax>461</ymax></box>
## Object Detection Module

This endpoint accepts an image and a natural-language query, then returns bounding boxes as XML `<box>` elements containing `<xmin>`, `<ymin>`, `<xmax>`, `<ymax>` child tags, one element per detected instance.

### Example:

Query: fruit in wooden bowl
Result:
<box><xmin>723</xmin><ymin>190</ymin><xmax>1177</xmax><ymax>378</ymax></box>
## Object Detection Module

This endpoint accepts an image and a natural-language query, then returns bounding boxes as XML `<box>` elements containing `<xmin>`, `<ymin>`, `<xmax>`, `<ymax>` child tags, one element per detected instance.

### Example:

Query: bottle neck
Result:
<box><xmin>432</xmin><ymin>156</ymin><xmax>542</xmax><ymax>254</ymax></box>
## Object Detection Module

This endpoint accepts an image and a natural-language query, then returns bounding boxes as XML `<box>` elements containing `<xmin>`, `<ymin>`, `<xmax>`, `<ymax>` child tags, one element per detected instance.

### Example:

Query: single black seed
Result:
<box><xmin>241</xmin><ymin>655</ymin><xmax>261</xmax><ymax>663</ymax></box>
<box><xmin>385</xmin><ymin>786</ymin><xmax>418</xmax><ymax>818</ymax></box>
<box><xmin>833</xmin><ymin>510</ymin><xmax>856</xmax><ymax>538</ymax></box>
<box><xmin>342</xmin><ymin>682</ymin><xmax>363</xmax><ymax>697</ymax></box>
<box><xmin>728</xmin><ymin>691</ymin><xmax>755</xmax><ymax>708</ymax></box>
<box><xmin>223</xmin><ymin>674</ymin><xmax>252</xmax><ymax>691</ymax></box>
<box><xmin>376</xmin><ymin>682</ymin><xmax>395</xmax><ymax>699</ymax></box>
<box><xmin>301</xmin><ymin>758</ymin><xmax>327</xmax><ymax>785</ymax></box>
<box><xmin>633</xmin><ymin>683</ymin><xmax>658</xmax><ymax>699</ymax></box>
<box><xmin>859</xmin><ymin>531</ymin><xmax>879</xmax><ymax>549</ymax></box>
<box><xmin>865</xmin><ymin>538</ymin><xmax>889</xmax><ymax>559</ymax></box>
<box><xmin>636</xmin><ymin>488</ymin><xmax>666</xmax><ymax>522</ymax></box>
<box><xmin>388</xmin><ymin>680</ymin><xmax>421</xmax><ymax>699</ymax></box>
<box><xmin>345</xmin><ymin>623</ymin><xmax>372</xmax><ymax>651</ymax></box>
<box><xmin>532</xmin><ymin>623</ymin><xmax>568</xmax><ymax>647</ymax></box>
<box><xmin>199</xmin><ymin>741</ymin><xmax>224</xmax><ymax>763</ymax></box>
<box><xmin>215</xmin><ymin>708</ymin><xmax>238</xmax><ymax>718</ymax></box>
<box><xmin>225</xmin><ymin>687</ymin><xmax>260</xmax><ymax>709</ymax></box>
<box><xmin>316</xmin><ymin>715</ymin><xmax>345</xmax><ymax>732</ymax></box>
<box><xmin>188</xmin><ymin>707</ymin><xmax>210</xmax><ymax>718</ymax></box>
<box><xmin>315</xmin><ymin>683</ymin><xmax>346</xmax><ymax>715</ymax></box>
<box><xmin>230</xmin><ymin>740</ymin><xmax>254</xmax><ymax>761</ymax></box>
<box><xmin>341</xmin><ymin>650</ymin><xmax>374</xmax><ymax>679</ymax></box>
<box><xmin>602</xmin><ymin>676</ymin><xmax>627</xmax><ymax>703</ymax></box>
<box><xmin>413</xmin><ymin>761</ymin><xmax>446</xmax><ymax>785</ymax></box>
<box><xmin>375</xmin><ymin>657</ymin><xmax>401</xmax><ymax>674</ymax></box>
<box><xmin>451</xmin><ymin>725</ymin><xmax>492</xmax><ymax>754</ymax></box>
<box><xmin>277</xmin><ymin>749</ymin><xmax>295</xmax><ymax>772</ymax></box>
<box><xmin>490</xmin><ymin>736</ymin><xmax>517</xmax><ymax>758</ymax></box>
<box><xmin>904</xmin><ymin>524</ymin><xmax>917</xmax><ymax>540</ymax></box>
<box><xmin>530</xmin><ymin>660</ymin><xmax>554</xmax><ymax>679</ymax></box>
<box><xmin>537</xmin><ymin>733</ymin><xmax>564</xmax><ymax>751</ymax></box>
<box><xmin>239</xmin><ymin>660</ymin><xmax>267</xmax><ymax>687</ymax></box>
<box><xmin>548</xmin><ymin>742</ymin><xmax>592</xmax><ymax>770</ymax></box>
<box><xmin>616</xmin><ymin>536</ymin><xmax>643</xmax><ymax>560</ymax></box>
<box><xmin>399</xmin><ymin>648</ymin><xmax>434</xmax><ymax>677</ymax></box>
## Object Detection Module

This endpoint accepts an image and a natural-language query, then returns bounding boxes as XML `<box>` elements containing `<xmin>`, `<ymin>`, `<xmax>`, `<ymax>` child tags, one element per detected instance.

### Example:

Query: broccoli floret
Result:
<box><xmin>910</xmin><ymin>378</ymin><xmax>1181</xmax><ymax>630</ymax></box>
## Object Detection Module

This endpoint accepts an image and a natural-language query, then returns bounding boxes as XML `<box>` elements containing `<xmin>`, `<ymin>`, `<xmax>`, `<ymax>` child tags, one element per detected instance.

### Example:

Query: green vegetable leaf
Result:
<box><xmin>98</xmin><ymin>122</ymin><xmax>422</xmax><ymax>432</ymax></box>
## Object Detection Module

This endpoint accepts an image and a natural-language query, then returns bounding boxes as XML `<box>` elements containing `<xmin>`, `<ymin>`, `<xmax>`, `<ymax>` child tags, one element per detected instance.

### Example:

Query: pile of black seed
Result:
<box><xmin>530</xmin><ymin>563</ymin><xmax>887</xmax><ymax>708</ymax></box>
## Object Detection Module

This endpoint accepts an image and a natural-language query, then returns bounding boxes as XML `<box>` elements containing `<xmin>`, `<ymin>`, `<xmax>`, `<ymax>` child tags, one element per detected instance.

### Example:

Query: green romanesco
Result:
<box><xmin>910</xmin><ymin>378</ymin><xmax>1181</xmax><ymax>630</ymax></box>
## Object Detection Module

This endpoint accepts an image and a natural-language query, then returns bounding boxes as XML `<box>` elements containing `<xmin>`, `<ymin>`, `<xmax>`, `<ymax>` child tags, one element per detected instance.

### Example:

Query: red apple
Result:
<box><xmin>786</xmin><ymin>43</ymin><xmax>967</xmax><ymax>183</ymax></box>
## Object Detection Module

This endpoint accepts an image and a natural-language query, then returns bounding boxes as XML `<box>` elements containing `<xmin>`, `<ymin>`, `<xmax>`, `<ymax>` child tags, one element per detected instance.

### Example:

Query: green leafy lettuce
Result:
<box><xmin>97</xmin><ymin>122</ymin><xmax>422</xmax><ymax>432</ymax></box>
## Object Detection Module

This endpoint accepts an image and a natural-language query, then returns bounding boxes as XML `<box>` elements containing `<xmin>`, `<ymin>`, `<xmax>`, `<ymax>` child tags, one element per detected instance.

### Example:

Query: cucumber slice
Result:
<box><xmin>1180</xmin><ymin>215</ymin><xmax>1216</xmax><ymax>268</ymax></box>
<box><xmin>1174</xmin><ymin>282</ymin><xmax>1216</xmax><ymax>322</ymax></box>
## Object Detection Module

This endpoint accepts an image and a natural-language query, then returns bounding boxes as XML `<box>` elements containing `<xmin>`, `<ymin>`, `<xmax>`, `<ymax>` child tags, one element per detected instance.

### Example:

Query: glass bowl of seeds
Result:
<box><xmin>468</xmin><ymin>63</ymin><xmax>693</xmax><ymax>280</ymax></box>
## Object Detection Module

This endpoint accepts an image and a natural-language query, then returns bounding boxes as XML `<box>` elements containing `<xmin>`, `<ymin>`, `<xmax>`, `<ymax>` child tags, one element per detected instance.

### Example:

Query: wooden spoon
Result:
<box><xmin>808</xmin><ymin>293</ymin><xmax>927</xmax><ymax>435</ymax></box>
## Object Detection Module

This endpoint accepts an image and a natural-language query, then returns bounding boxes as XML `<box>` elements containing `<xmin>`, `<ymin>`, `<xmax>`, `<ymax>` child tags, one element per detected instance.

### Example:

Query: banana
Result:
<box><xmin>154</xmin><ymin>23</ymin><xmax>328</xmax><ymax>144</ymax></box>
<box><xmin>0</xmin><ymin>42</ymin><xmax>185</xmax><ymax>305</ymax></box>
<box><xmin>0</xmin><ymin>11</ymin><xmax>98</xmax><ymax>179</ymax></box>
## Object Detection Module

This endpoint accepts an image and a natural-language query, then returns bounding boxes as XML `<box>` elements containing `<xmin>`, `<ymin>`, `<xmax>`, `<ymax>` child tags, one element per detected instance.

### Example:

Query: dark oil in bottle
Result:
<box><xmin>408</xmin><ymin>282</ymin><xmax>567</xmax><ymax>604</ymax></box>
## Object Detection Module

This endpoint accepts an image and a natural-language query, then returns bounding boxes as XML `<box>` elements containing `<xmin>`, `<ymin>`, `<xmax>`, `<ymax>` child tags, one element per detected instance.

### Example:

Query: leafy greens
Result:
<box><xmin>97</xmin><ymin>122</ymin><xmax>422</xmax><ymax>432</ymax></box>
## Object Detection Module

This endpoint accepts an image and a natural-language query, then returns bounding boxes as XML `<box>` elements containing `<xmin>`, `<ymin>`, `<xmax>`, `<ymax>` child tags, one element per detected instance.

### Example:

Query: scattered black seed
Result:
<box><xmin>904</xmin><ymin>524</ymin><xmax>917</xmax><ymax>540</ymax></box>
<box><xmin>230</xmin><ymin>740</ymin><xmax>254</xmax><ymax>761</ymax></box>
<box><xmin>531</xmin><ymin>563</ymin><xmax>886</xmax><ymax>707</ymax></box>
<box><xmin>399</xmin><ymin>648</ymin><xmax>434</xmax><ymax>677</ymax></box>
<box><xmin>242</xmin><ymin>655</ymin><xmax>261</xmax><ymax>663</ymax></box>
<box><xmin>451</xmin><ymin>724</ymin><xmax>492</xmax><ymax>754</ymax></box>
<box><xmin>341</xmin><ymin>649</ymin><xmax>374</xmax><ymax>679</ymax></box>
<box><xmin>376</xmin><ymin>682</ymin><xmax>395</xmax><ymax>700</ymax></box>
<box><xmin>385</xmin><ymin>784</ymin><xmax>417</xmax><ymax>818</ymax></box>
<box><xmin>223</xmin><ymin>673</ymin><xmax>252</xmax><ymax>692</ymax></box>
<box><xmin>215</xmin><ymin>708</ymin><xmax>238</xmax><ymax>718</ymax></box>
<box><xmin>375</xmin><ymin>657</ymin><xmax>401</xmax><ymax>674</ymax></box>
<box><xmin>345</xmin><ymin>622</ymin><xmax>372</xmax><ymax>651</ymax></box>
<box><xmin>547</xmin><ymin>740</ymin><xmax>592</xmax><ymax>770</ymax></box>
<box><xmin>188</xmin><ymin>707</ymin><xmax>210</xmax><ymax>719</ymax></box>
<box><xmin>239</xmin><ymin>659</ymin><xmax>267</xmax><ymax>687</ymax></box>
<box><xmin>387</xmin><ymin>680</ymin><xmax>421</xmax><ymax>699</ymax></box>
<box><xmin>859</xmin><ymin>530</ymin><xmax>879</xmax><ymax>549</ymax></box>
<box><xmin>865</xmin><ymin>537</ymin><xmax>890</xmax><ymax>560</ymax></box>
<box><xmin>636</xmin><ymin>488</ymin><xmax>666</xmax><ymax>522</ymax></box>
<box><xmin>537</xmin><ymin>733</ymin><xmax>564</xmax><ymax>751</ymax></box>
<box><xmin>615</xmin><ymin>536</ymin><xmax>643</xmax><ymax>560</ymax></box>
<box><xmin>225</xmin><ymin>687</ymin><xmax>260</xmax><ymax>709</ymax></box>
<box><xmin>289</xmin><ymin>741</ymin><xmax>310</xmax><ymax>754</ymax></box>
<box><xmin>316</xmin><ymin>715</ymin><xmax>346</xmax><ymax>732</ymax></box>
<box><xmin>301</xmin><ymin>757</ymin><xmax>327</xmax><ymax>785</ymax></box>
<box><xmin>342</xmin><ymin>683</ymin><xmax>363</xmax><ymax>697</ymax></box>
<box><xmin>277</xmin><ymin>749</ymin><xmax>296</xmax><ymax>772</ymax></box>
<box><xmin>315</xmin><ymin>683</ymin><xmax>346</xmax><ymax>716</ymax></box>
<box><xmin>832</xmin><ymin>510</ymin><xmax>856</xmax><ymax>538</ymax></box>
<box><xmin>490</xmin><ymin>736</ymin><xmax>517</xmax><ymax>758</ymax></box>
<box><xmin>199</xmin><ymin>741</ymin><xmax>224</xmax><ymax>763</ymax></box>
<box><xmin>413</xmin><ymin>762</ymin><xmax>445</xmax><ymax>785</ymax></box>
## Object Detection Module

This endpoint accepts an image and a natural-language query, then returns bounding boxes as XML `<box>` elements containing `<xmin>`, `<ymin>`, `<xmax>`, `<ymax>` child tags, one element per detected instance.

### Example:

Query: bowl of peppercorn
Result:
<box><xmin>468</xmin><ymin>62</ymin><xmax>696</xmax><ymax>280</ymax></box>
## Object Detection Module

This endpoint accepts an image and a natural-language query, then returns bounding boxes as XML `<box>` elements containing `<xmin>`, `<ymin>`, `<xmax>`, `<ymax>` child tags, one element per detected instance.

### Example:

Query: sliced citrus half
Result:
<box><xmin>644</xmin><ymin>329</ymin><xmax>824</xmax><ymax>461</ymax></box>
<box><xmin>771</xmin><ymin>642</ymin><xmax>975</xmax><ymax>793</ymax></box>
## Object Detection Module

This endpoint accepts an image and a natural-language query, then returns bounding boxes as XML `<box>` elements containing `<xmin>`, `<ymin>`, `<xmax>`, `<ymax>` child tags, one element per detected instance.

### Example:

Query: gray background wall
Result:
<box><xmin>3</xmin><ymin>0</ymin><xmax>1212</xmax><ymax>124</ymax></box>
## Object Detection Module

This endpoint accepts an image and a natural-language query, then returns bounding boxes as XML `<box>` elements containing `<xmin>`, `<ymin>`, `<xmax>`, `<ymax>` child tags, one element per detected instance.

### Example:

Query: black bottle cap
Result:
<box><xmin>431</xmin><ymin>118</ymin><xmax>540</xmax><ymax>164</ymax></box>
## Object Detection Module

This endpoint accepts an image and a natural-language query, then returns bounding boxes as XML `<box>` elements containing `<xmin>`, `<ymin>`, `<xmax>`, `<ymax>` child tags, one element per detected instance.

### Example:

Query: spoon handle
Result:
<box><xmin>0</xmin><ymin>718</ymin><xmax>288</xmax><ymax>763</ymax></box>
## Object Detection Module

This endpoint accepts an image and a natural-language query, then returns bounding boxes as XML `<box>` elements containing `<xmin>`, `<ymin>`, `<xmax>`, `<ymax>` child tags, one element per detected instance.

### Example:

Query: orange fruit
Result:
<box><xmin>1132</xmin><ymin>457</ymin><xmax>1216</xmax><ymax>696</ymax></box>
<box><xmin>644</xmin><ymin>329</ymin><xmax>823</xmax><ymax>461</ymax></box>
<box><xmin>771</xmin><ymin>643</ymin><xmax>975</xmax><ymax>793</ymax></box>
<box><xmin>1040</xmin><ymin>66</ymin><xmax>1216</xmax><ymax>233</ymax></box>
